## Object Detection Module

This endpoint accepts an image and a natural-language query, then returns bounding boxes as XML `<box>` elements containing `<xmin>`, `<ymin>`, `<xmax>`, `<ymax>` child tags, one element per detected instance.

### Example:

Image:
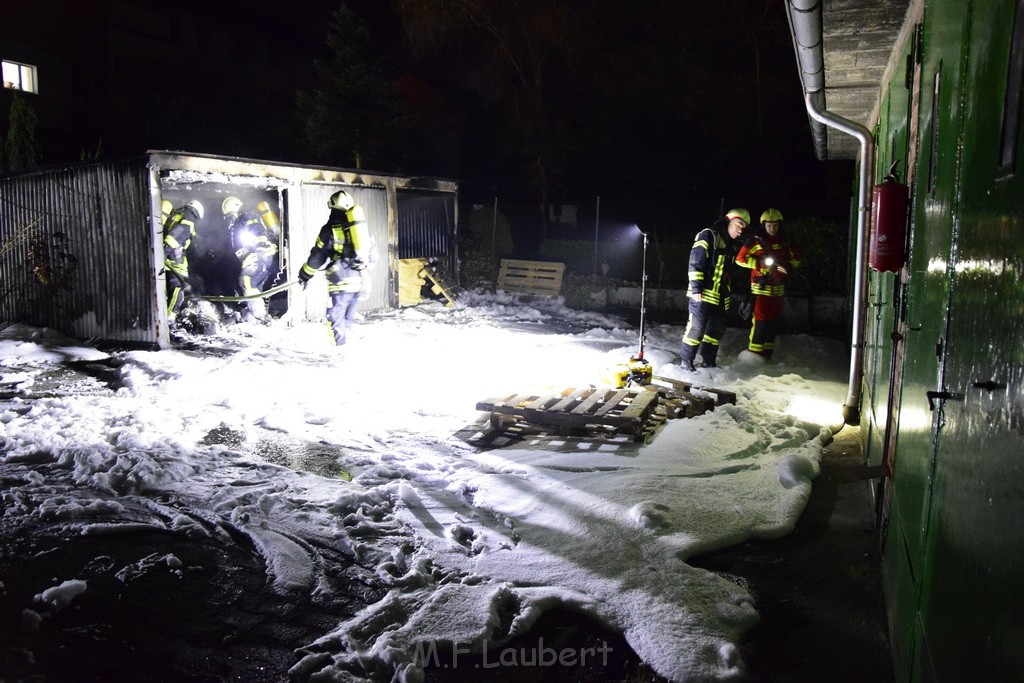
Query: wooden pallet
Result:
<box><xmin>423</xmin><ymin>260</ymin><xmax>457</xmax><ymax>307</ymax></box>
<box><xmin>650</xmin><ymin>375</ymin><xmax>737</xmax><ymax>406</ymax></box>
<box><xmin>476</xmin><ymin>386</ymin><xmax>660</xmax><ymax>439</ymax></box>
<box><xmin>476</xmin><ymin>377</ymin><xmax>736</xmax><ymax>443</ymax></box>
<box><xmin>497</xmin><ymin>259</ymin><xmax>565</xmax><ymax>296</ymax></box>
<box><xmin>398</xmin><ymin>257</ymin><xmax>457</xmax><ymax>307</ymax></box>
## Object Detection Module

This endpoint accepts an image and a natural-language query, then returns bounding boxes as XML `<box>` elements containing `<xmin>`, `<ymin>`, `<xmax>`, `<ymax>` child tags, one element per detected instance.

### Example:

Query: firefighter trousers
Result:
<box><xmin>326</xmin><ymin>291</ymin><xmax>360</xmax><ymax>345</ymax></box>
<box><xmin>680</xmin><ymin>299</ymin><xmax>728</xmax><ymax>367</ymax></box>
<box><xmin>748</xmin><ymin>295</ymin><xmax>784</xmax><ymax>358</ymax></box>
<box><xmin>166</xmin><ymin>270</ymin><xmax>189</xmax><ymax>321</ymax></box>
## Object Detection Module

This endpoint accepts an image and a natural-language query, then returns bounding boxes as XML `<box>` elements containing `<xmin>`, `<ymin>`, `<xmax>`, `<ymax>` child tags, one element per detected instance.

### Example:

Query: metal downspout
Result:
<box><xmin>806</xmin><ymin>94</ymin><xmax>874</xmax><ymax>424</ymax></box>
<box><xmin>785</xmin><ymin>0</ymin><xmax>875</xmax><ymax>425</ymax></box>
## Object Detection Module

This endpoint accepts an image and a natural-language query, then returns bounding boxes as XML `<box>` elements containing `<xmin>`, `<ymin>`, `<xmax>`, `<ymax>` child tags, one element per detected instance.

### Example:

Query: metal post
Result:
<box><xmin>638</xmin><ymin>232</ymin><xmax>648</xmax><ymax>359</ymax></box>
<box><xmin>491</xmin><ymin>196</ymin><xmax>498</xmax><ymax>260</ymax></box>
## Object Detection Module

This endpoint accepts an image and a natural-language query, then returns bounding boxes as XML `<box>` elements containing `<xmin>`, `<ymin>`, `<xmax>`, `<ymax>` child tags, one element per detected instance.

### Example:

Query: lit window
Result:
<box><xmin>2</xmin><ymin>60</ymin><xmax>38</xmax><ymax>94</ymax></box>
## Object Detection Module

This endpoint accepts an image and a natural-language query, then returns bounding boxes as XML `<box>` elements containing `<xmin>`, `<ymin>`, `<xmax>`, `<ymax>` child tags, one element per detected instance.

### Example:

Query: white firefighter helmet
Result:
<box><xmin>221</xmin><ymin>196</ymin><xmax>243</xmax><ymax>216</ymax></box>
<box><xmin>328</xmin><ymin>190</ymin><xmax>355</xmax><ymax>211</ymax></box>
<box><xmin>186</xmin><ymin>200</ymin><xmax>204</xmax><ymax>220</ymax></box>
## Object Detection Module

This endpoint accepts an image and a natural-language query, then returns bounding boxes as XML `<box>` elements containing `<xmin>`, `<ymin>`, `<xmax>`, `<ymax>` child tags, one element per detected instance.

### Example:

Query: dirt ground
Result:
<box><xmin>691</xmin><ymin>426</ymin><xmax>894</xmax><ymax>682</ymax></box>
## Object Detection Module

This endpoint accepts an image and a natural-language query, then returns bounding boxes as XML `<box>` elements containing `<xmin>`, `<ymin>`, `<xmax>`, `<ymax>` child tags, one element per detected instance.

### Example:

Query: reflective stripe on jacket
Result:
<box><xmin>163</xmin><ymin>205</ymin><xmax>199</xmax><ymax>277</ymax></box>
<box><xmin>230</xmin><ymin>210</ymin><xmax>279</xmax><ymax>262</ymax></box>
<box><xmin>301</xmin><ymin>206</ymin><xmax>369</xmax><ymax>292</ymax></box>
<box><xmin>735</xmin><ymin>235</ymin><xmax>802</xmax><ymax>297</ymax></box>
<box><xmin>688</xmin><ymin>225</ymin><xmax>735</xmax><ymax>307</ymax></box>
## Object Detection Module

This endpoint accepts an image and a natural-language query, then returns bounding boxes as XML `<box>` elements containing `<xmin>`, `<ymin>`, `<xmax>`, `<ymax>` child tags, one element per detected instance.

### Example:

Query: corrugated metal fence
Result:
<box><xmin>0</xmin><ymin>159</ymin><xmax>155</xmax><ymax>342</ymax></box>
<box><xmin>397</xmin><ymin>190</ymin><xmax>457</xmax><ymax>278</ymax></box>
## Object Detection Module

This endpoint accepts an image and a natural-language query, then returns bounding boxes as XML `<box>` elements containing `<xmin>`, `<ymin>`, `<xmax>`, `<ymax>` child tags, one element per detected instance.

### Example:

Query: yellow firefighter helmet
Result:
<box><xmin>725</xmin><ymin>208</ymin><xmax>751</xmax><ymax>225</ymax></box>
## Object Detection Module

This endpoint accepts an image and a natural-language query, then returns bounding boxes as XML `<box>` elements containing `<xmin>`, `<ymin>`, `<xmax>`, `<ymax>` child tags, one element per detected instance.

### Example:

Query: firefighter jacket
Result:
<box><xmin>735</xmin><ymin>232</ymin><xmax>802</xmax><ymax>297</ymax></box>
<box><xmin>163</xmin><ymin>204</ymin><xmax>201</xmax><ymax>278</ymax></box>
<box><xmin>688</xmin><ymin>220</ymin><xmax>741</xmax><ymax>307</ymax></box>
<box><xmin>229</xmin><ymin>211</ymin><xmax>278</xmax><ymax>265</ymax></box>
<box><xmin>300</xmin><ymin>206</ymin><xmax>370</xmax><ymax>293</ymax></box>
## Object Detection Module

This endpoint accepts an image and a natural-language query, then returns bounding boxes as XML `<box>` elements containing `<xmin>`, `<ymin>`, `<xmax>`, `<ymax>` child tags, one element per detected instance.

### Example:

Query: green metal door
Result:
<box><xmin>882</xmin><ymin>0</ymin><xmax>972</xmax><ymax>675</ymax></box>
<box><xmin>912</xmin><ymin>0</ymin><xmax>1024</xmax><ymax>678</ymax></box>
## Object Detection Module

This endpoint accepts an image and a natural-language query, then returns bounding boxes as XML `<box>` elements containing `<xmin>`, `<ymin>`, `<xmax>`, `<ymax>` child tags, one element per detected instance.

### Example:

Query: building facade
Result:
<box><xmin>788</xmin><ymin>0</ymin><xmax>1023</xmax><ymax>679</ymax></box>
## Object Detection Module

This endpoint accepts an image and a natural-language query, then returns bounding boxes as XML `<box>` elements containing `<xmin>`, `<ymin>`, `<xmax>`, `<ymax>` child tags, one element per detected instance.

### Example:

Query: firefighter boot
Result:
<box><xmin>679</xmin><ymin>345</ymin><xmax>697</xmax><ymax>372</ymax></box>
<box><xmin>247</xmin><ymin>297</ymin><xmax>269</xmax><ymax>324</ymax></box>
<box><xmin>700</xmin><ymin>345</ymin><xmax>719</xmax><ymax>368</ymax></box>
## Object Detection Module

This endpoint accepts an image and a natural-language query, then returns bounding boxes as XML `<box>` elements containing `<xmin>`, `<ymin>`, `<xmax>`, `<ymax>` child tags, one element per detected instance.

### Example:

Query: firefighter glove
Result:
<box><xmin>298</xmin><ymin>271</ymin><xmax>312</xmax><ymax>289</ymax></box>
<box><xmin>738</xmin><ymin>298</ymin><xmax>753</xmax><ymax>321</ymax></box>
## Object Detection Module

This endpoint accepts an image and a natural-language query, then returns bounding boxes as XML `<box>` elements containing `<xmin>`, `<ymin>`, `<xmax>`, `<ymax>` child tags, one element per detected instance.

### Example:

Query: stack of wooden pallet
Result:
<box><xmin>475</xmin><ymin>375</ymin><xmax>736</xmax><ymax>443</ymax></box>
<box><xmin>476</xmin><ymin>386</ymin><xmax>658</xmax><ymax>438</ymax></box>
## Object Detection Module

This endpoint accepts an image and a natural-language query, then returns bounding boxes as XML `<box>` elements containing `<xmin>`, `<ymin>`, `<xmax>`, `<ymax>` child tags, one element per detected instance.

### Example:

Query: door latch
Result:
<box><xmin>972</xmin><ymin>380</ymin><xmax>1006</xmax><ymax>391</ymax></box>
<box><xmin>926</xmin><ymin>390</ymin><xmax>964</xmax><ymax>411</ymax></box>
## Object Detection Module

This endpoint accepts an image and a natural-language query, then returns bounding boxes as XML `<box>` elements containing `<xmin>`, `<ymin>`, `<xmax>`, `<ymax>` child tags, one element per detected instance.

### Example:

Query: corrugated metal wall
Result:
<box><xmin>397</xmin><ymin>190</ymin><xmax>458</xmax><ymax>279</ymax></box>
<box><xmin>0</xmin><ymin>159</ymin><xmax>155</xmax><ymax>342</ymax></box>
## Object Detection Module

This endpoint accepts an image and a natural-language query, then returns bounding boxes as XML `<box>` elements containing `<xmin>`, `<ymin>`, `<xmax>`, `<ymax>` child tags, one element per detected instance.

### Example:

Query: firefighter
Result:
<box><xmin>297</xmin><ymin>189</ymin><xmax>371</xmax><ymax>349</ymax></box>
<box><xmin>679</xmin><ymin>208</ymin><xmax>749</xmax><ymax>371</ymax></box>
<box><xmin>735</xmin><ymin>208</ymin><xmax>802</xmax><ymax>360</ymax></box>
<box><xmin>163</xmin><ymin>200</ymin><xmax>204</xmax><ymax>325</ymax></box>
<box><xmin>222</xmin><ymin>196</ymin><xmax>279</xmax><ymax>322</ymax></box>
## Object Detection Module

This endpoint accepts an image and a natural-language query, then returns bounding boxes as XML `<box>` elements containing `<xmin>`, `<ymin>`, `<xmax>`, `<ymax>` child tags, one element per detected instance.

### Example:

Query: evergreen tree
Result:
<box><xmin>298</xmin><ymin>5</ymin><xmax>409</xmax><ymax>169</ymax></box>
<box><xmin>393</xmin><ymin>0</ymin><xmax>599</xmax><ymax>215</ymax></box>
<box><xmin>5</xmin><ymin>95</ymin><xmax>41</xmax><ymax>171</ymax></box>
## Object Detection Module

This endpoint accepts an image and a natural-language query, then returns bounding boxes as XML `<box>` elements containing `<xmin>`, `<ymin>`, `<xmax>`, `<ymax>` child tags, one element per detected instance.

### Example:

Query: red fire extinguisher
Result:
<box><xmin>870</xmin><ymin>162</ymin><xmax>910</xmax><ymax>272</ymax></box>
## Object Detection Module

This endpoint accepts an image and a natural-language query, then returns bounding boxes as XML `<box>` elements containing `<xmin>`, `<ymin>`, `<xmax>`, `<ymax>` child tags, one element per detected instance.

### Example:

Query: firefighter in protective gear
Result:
<box><xmin>679</xmin><ymin>208</ymin><xmax>748</xmax><ymax>371</ymax></box>
<box><xmin>222</xmin><ymin>196</ymin><xmax>280</xmax><ymax>321</ymax></box>
<box><xmin>163</xmin><ymin>200</ymin><xmax>204</xmax><ymax>324</ymax></box>
<box><xmin>735</xmin><ymin>208</ymin><xmax>802</xmax><ymax>359</ymax></box>
<box><xmin>297</xmin><ymin>190</ymin><xmax>371</xmax><ymax>346</ymax></box>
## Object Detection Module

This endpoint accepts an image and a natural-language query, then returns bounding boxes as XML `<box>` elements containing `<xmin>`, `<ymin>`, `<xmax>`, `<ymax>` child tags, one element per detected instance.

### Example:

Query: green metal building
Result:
<box><xmin>786</xmin><ymin>0</ymin><xmax>1023</xmax><ymax>679</ymax></box>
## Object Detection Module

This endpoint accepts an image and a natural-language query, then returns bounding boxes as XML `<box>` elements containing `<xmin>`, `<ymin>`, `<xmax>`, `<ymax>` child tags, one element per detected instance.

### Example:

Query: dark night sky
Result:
<box><xmin>2</xmin><ymin>0</ymin><xmax>853</xmax><ymax>224</ymax></box>
<box><xmin>337</xmin><ymin>0</ymin><xmax>854</xmax><ymax>221</ymax></box>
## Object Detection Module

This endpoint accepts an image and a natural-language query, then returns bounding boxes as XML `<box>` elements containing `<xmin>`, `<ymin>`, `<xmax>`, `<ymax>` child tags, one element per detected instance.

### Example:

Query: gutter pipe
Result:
<box><xmin>785</xmin><ymin>0</ymin><xmax>875</xmax><ymax>426</ymax></box>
